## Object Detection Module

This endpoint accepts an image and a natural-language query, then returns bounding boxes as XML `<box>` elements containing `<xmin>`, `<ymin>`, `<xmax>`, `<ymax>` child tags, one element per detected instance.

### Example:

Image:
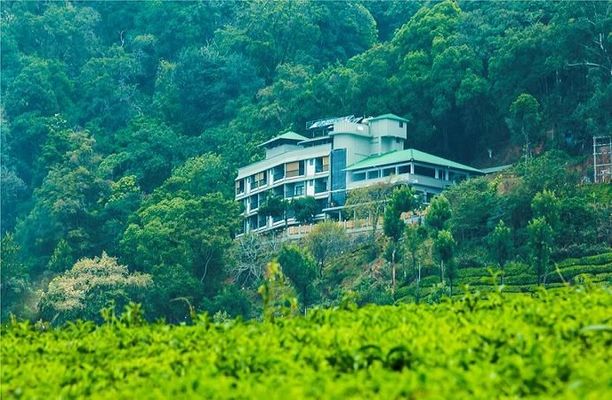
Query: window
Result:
<box><xmin>353</xmin><ymin>172</ymin><xmax>366</xmax><ymax>182</ymax></box>
<box><xmin>315</xmin><ymin>156</ymin><xmax>330</xmax><ymax>173</ymax></box>
<box><xmin>273</xmin><ymin>165</ymin><xmax>285</xmax><ymax>181</ymax></box>
<box><xmin>367</xmin><ymin>170</ymin><xmax>380</xmax><ymax>180</ymax></box>
<box><xmin>398</xmin><ymin>165</ymin><xmax>410</xmax><ymax>174</ymax></box>
<box><xmin>294</xmin><ymin>183</ymin><xmax>304</xmax><ymax>196</ymax></box>
<box><xmin>399</xmin><ymin>121</ymin><xmax>404</xmax><ymax>128</ymax></box>
<box><xmin>286</xmin><ymin>162</ymin><xmax>299</xmax><ymax>178</ymax></box>
<box><xmin>252</xmin><ymin>172</ymin><xmax>266</xmax><ymax>188</ymax></box>
<box><xmin>315</xmin><ymin>178</ymin><xmax>328</xmax><ymax>193</ymax></box>
<box><xmin>414</xmin><ymin>165</ymin><xmax>436</xmax><ymax>178</ymax></box>
<box><xmin>286</xmin><ymin>161</ymin><xmax>305</xmax><ymax>178</ymax></box>
<box><xmin>250</xmin><ymin>195</ymin><xmax>259</xmax><ymax>210</ymax></box>
<box><xmin>235</xmin><ymin>179</ymin><xmax>245</xmax><ymax>195</ymax></box>
<box><xmin>382</xmin><ymin>167</ymin><xmax>395</xmax><ymax>177</ymax></box>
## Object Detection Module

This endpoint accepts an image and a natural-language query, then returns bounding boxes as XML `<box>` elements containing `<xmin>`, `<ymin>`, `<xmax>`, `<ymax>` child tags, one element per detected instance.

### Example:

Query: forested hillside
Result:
<box><xmin>1</xmin><ymin>1</ymin><xmax>611</xmax><ymax>322</ymax></box>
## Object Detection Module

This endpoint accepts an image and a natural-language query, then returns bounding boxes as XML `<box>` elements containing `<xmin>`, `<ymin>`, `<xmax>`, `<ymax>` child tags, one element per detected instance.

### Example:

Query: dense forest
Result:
<box><xmin>1</xmin><ymin>1</ymin><xmax>611</xmax><ymax>322</ymax></box>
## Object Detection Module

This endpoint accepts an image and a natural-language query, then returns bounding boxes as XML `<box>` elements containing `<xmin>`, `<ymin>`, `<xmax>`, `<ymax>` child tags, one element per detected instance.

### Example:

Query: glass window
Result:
<box><xmin>315</xmin><ymin>178</ymin><xmax>328</xmax><ymax>193</ymax></box>
<box><xmin>399</xmin><ymin>121</ymin><xmax>403</xmax><ymax>128</ymax></box>
<box><xmin>286</xmin><ymin>162</ymin><xmax>300</xmax><ymax>178</ymax></box>
<box><xmin>382</xmin><ymin>167</ymin><xmax>395</xmax><ymax>177</ymax></box>
<box><xmin>398</xmin><ymin>165</ymin><xmax>410</xmax><ymax>174</ymax></box>
<box><xmin>235</xmin><ymin>179</ymin><xmax>245</xmax><ymax>194</ymax></box>
<box><xmin>315</xmin><ymin>156</ymin><xmax>330</xmax><ymax>173</ymax></box>
<box><xmin>294</xmin><ymin>183</ymin><xmax>304</xmax><ymax>196</ymax></box>
<box><xmin>414</xmin><ymin>165</ymin><xmax>436</xmax><ymax>178</ymax></box>
<box><xmin>367</xmin><ymin>170</ymin><xmax>380</xmax><ymax>180</ymax></box>
<box><xmin>353</xmin><ymin>172</ymin><xmax>366</xmax><ymax>182</ymax></box>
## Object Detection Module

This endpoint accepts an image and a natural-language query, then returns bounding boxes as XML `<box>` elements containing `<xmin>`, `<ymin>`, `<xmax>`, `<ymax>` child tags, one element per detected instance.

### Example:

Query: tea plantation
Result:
<box><xmin>2</xmin><ymin>285</ymin><xmax>611</xmax><ymax>399</ymax></box>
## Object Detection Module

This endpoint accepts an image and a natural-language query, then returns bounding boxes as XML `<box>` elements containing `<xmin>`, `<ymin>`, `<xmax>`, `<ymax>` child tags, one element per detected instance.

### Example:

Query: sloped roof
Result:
<box><xmin>481</xmin><ymin>164</ymin><xmax>513</xmax><ymax>174</ymax></box>
<box><xmin>367</xmin><ymin>113</ymin><xmax>409</xmax><ymax>123</ymax></box>
<box><xmin>258</xmin><ymin>131</ymin><xmax>308</xmax><ymax>147</ymax></box>
<box><xmin>346</xmin><ymin>148</ymin><xmax>482</xmax><ymax>174</ymax></box>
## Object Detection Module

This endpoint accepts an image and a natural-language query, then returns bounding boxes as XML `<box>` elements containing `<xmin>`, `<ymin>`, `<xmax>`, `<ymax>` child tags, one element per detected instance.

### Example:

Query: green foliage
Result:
<box><xmin>2</xmin><ymin>0</ymin><xmax>611</xmax><ymax>322</ymax></box>
<box><xmin>425</xmin><ymin>194</ymin><xmax>452</xmax><ymax>233</ymax></box>
<box><xmin>527</xmin><ymin>217</ymin><xmax>554</xmax><ymax>285</ymax></box>
<box><xmin>487</xmin><ymin>220</ymin><xmax>513</xmax><ymax>283</ymax></box>
<box><xmin>38</xmin><ymin>252</ymin><xmax>151</xmax><ymax>324</ymax></box>
<box><xmin>433</xmin><ymin>229</ymin><xmax>456</xmax><ymax>292</ymax></box>
<box><xmin>277</xmin><ymin>245</ymin><xmax>318</xmax><ymax>308</ymax></box>
<box><xmin>383</xmin><ymin>186</ymin><xmax>416</xmax><ymax>242</ymax></box>
<box><xmin>305</xmin><ymin>221</ymin><xmax>349</xmax><ymax>276</ymax></box>
<box><xmin>291</xmin><ymin>196</ymin><xmax>319</xmax><ymax>224</ymax></box>
<box><xmin>258</xmin><ymin>195</ymin><xmax>288</xmax><ymax>220</ymax></box>
<box><xmin>506</xmin><ymin>93</ymin><xmax>542</xmax><ymax>157</ymax></box>
<box><xmin>0</xmin><ymin>233</ymin><xmax>32</xmax><ymax>319</ymax></box>
<box><xmin>2</xmin><ymin>288</ymin><xmax>610</xmax><ymax>398</ymax></box>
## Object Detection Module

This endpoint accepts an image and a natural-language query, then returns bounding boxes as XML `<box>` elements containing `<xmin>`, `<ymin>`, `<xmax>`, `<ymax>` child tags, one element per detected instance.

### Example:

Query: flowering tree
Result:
<box><xmin>39</xmin><ymin>252</ymin><xmax>151</xmax><ymax>324</ymax></box>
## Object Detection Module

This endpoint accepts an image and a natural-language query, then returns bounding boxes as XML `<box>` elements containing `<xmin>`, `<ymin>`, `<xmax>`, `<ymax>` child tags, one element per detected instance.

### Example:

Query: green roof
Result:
<box><xmin>346</xmin><ymin>149</ymin><xmax>482</xmax><ymax>174</ymax></box>
<box><xmin>368</xmin><ymin>113</ymin><xmax>409</xmax><ymax>123</ymax></box>
<box><xmin>259</xmin><ymin>131</ymin><xmax>308</xmax><ymax>147</ymax></box>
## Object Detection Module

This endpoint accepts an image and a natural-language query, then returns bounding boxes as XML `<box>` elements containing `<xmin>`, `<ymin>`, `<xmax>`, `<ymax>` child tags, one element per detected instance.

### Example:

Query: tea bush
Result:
<box><xmin>2</xmin><ymin>286</ymin><xmax>611</xmax><ymax>399</ymax></box>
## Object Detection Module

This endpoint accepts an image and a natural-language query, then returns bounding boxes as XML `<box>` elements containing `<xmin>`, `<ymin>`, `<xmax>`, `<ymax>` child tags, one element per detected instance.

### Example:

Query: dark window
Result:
<box><xmin>315</xmin><ymin>178</ymin><xmax>328</xmax><ymax>193</ymax></box>
<box><xmin>353</xmin><ymin>172</ymin><xmax>366</xmax><ymax>182</ymax></box>
<box><xmin>367</xmin><ymin>170</ymin><xmax>380</xmax><ymax>180</ymax></box>
<box><xmin>294</xmin><ymin>183</ymin><xmax>304</xmax><ymax>196</ymax></box>
<box><xmin>273</xmin><ymin>165</ymin><xmax>285</xmax><ymax>181</ymax></box>
<box><xmin>399</xmin><ymin>121</ymin><xmax>404</xmax><ymax>128</ymax></box>
<box><xmin>235</xmin><ymin>179</ymin><xmax>245</xmax><ymax>195</ymax></box>
<box><xmin>315</xmin><ymin>156</ymin><xmax>329</xmax><ymax>173</ymax></box>
<box><xmin>398</xmin><ymin>165</ymin><xmax>410</xmax><ymax>174</ymax></box>
<box><xmin>382</xmin><ymin>167</ymin><xmax>395</xmax><ymax>177</ymax></box>
<box><xmin>414</xmin><ymin>165</ymin><xmax>436</xmax><ymax>178</ymax></box>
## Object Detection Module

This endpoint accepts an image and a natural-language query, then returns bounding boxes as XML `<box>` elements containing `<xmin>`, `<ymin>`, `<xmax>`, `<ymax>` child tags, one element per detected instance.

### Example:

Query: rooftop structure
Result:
<box><xmin>235</xmin><ymin>113</ymin><xmax>483</xmax><ymax>235</ymax></box>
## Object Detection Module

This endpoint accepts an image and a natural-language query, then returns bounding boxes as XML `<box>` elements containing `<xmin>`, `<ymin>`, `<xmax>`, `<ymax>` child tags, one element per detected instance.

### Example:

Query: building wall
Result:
<box><xmin>333</xmin><ymin>134</ymin><xmax>372</xmax><ymax>166</ymax></box>
<box><xmin>370</xmin><ymin>119</ymin><xmax>407</xmax><ymax>139</ymax></box>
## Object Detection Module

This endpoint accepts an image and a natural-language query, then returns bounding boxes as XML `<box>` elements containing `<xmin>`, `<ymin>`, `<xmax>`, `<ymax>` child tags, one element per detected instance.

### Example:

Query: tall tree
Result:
<box><xmin>487</xmin><ymin>220</ymin><xmax>513</xmax><ymax>284</ymax></box>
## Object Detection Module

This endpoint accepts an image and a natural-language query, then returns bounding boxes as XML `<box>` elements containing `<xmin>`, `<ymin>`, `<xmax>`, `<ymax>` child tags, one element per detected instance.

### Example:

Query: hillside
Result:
<box><xmin>2</xmin><ymin>1</ymin><xmax>611</xmax><ymax>323</ymax></box>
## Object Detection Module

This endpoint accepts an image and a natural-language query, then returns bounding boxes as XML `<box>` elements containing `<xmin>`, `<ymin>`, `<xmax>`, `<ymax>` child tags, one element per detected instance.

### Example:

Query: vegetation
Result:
<box><xmin>2</xmin><ymin>286</ymin><xmax>610</xmax><ymax>398</ymax></box>
<box><xmin>1</xmin><ymin>1</ymin><xmax>611</xmax><ymax>323</ymax></box>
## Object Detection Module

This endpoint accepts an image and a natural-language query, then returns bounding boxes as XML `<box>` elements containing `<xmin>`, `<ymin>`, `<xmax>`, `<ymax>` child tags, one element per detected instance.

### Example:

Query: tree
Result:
<box><xmin>305</xmin><ymin>221</ymin><xmax>349</xmax><ymax>277</ymax></box>
<box><xmin>403</xmin><ymin>224</ymin><xmax>428</xmax><ymax>287</ymax></box>
<box><xmin>0</xmin><ymin>233</ymin><xmax>32</xmax><ymax>319</ymax></box>
<box><xmin>259</xmin><ymin>195</ymin><xmax>289</xmax><ymax>225</ymax></box>
<box><xmin>231</xmin><ymin>233</ymin><xmax>279</xmax><ymax>287</ymax></box>
<box><xmin>277</xmin><ymin>245</ymin><xmax>318</xmax><ymax>309</ymax></box>
<box><xmin>120</xmin><ymin>192</ymin><xmax>240</xmax><ymax>320</ymax></box>
<box><xmin>383</xmin><ymin>186</ymin><xmax>417</xmax><ymax>293</ymax></box>
<box><xmin>506</xmin><ymin>93</ymin><xmax>542</xmax><ymax>158</ymax></box>
<box><xmin>345</xmin><ymin>181</ymin><xmax>394</xmax><ymax>240</ymax></box>
<box><xmin>433</xmin><ymin>229</ymin><xmax>456</xmax><ymax>294</ymax></box>
<box><xmin>531</xmin><ymin>189</ymin><xmax>561</xmax><ymax>231</ymax></box>
<box><xmin>38</xmin><ymin>252</ymin><xmax>151</xmax><ymax>324</ymax></box>
<box><xmin>527</xmin><ymin>217</ymin><xmax>553</xmax><ymax>285</ymax></box>
<box><xmin>291</xmin><ymin>196</ymin><xmax>319</xmax><ymax>224</ymax></box>
<box><xmin>487</xmin><ymin>220</ymin><xmax>513</xmax><ymax>284</ymax></box>
<box><xmin>424</xmin><ymin>194</ymin><xmax>452</xmax><ymax>233</ymax></box>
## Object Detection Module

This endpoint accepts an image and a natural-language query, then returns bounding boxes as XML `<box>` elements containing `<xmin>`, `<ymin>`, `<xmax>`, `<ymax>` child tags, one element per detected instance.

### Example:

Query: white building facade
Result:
<box><xmin>235</xmin><ymin>114</ymin><xmax>483</xmax><ymax>234</ymax></box>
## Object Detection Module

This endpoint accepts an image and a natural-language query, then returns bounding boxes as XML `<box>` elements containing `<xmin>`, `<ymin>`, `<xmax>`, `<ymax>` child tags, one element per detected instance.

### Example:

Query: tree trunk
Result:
<box><xmin>391</xmin><ymin>248</ymin><xmax>396</xmax><ymax>295</ymax></box>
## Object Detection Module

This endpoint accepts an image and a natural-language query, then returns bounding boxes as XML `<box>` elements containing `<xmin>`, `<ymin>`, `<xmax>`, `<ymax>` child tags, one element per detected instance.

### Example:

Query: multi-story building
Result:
<box><xmin>235</xmin><ymin>114</ymin><xmax>483</xmax><ymax>234</ymax></box>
